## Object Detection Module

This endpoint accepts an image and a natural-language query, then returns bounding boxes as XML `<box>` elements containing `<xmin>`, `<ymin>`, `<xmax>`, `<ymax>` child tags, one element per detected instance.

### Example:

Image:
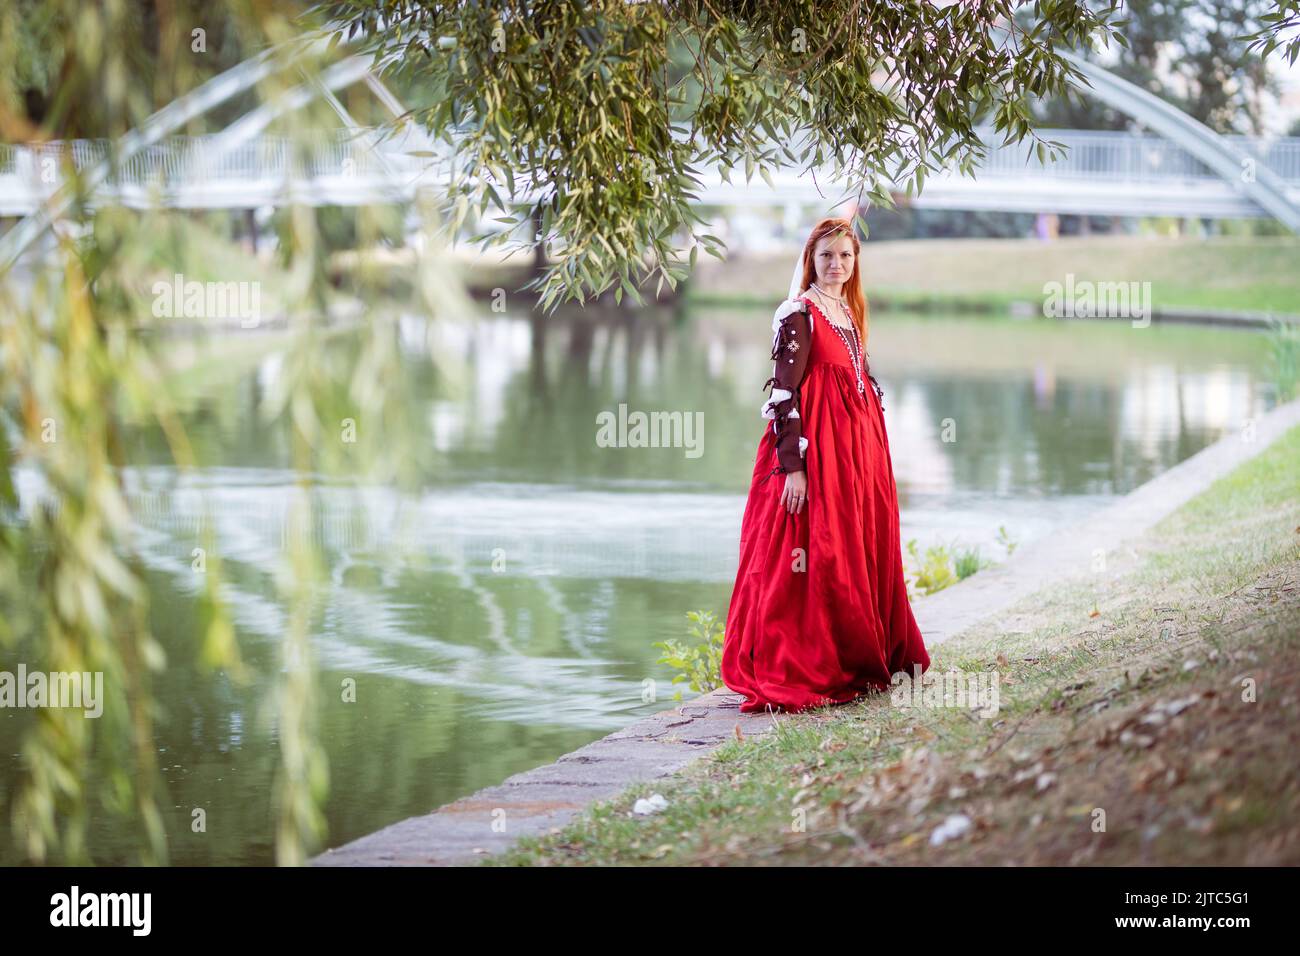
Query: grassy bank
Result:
<box><xmin>98</xmin><ymin>210</ymin><xmax>369</xmax><ymax>331</ymax></box>
<box><xmin>491</xmin><ymin>423</ymin><xmax>1300</xmax><ymax>866</ymax></box>
<box><xmin>685</xmin><ymin>236</ymin><xmax>1300</xmax><ymax>317</ymax></box>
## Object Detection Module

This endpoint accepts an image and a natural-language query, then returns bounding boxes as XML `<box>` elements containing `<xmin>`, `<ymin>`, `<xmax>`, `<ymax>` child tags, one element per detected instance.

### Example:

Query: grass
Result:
<box><xmin>489</xmin><ymin>423</ymin><xmax>1300</xmax><ymax>866</ymax></box>
<box><xmin>684</xmin><ymin>236</ymin><xmax>1300</xmax><ymax>317</ymax></box>
<box><xmin>101</xmin><ymin>210</ymin><xmax>359</xmax><ymax>331</ymax></box>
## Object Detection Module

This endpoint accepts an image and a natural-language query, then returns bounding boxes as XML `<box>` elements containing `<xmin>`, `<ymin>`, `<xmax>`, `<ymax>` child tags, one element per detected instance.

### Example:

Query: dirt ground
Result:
<box><xmin>773</xmin><ymin>563</ymin><xmax>1300</xmax><ymax>866</ymax></box>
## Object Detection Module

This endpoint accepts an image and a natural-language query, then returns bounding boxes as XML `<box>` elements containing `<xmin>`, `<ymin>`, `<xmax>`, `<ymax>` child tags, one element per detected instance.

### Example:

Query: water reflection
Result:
<box><xmin>0</xmin><ymin>304</ymin><xmax>1275</xmax><ymax>864</ymax></box>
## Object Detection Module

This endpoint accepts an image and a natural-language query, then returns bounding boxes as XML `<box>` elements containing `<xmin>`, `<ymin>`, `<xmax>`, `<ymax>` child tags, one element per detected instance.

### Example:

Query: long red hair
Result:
<box><xmin>795</xmin><ymin>217</ymin><xmax>869</xmax><ymax>348</ymax></box>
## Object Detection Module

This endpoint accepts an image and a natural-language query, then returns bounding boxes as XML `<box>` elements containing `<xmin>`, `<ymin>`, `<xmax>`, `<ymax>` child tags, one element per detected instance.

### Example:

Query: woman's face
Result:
<box><xmin>812</xmin><ymin>232</ymin><xmax>855</xmax><ymax>287</ymax></box>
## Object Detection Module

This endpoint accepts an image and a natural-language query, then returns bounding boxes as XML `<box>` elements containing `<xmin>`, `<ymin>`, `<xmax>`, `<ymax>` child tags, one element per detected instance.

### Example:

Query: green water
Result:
<box><xmin>0</xmin><ymin>304</ymin><xmax>1279</xmax><ymax>864</ymax></box>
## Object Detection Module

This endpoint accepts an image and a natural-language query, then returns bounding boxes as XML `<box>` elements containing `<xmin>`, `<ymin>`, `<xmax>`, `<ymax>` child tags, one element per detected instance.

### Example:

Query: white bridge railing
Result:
<box><xmin>2</xmin><ymin>127</ymin><xmax>1298</xmax><ymax>218</ymax></box>
<box><xmin>973</xmin><ymin>128</ymin><xmax>1300</xmax><ymax>184</ymax></box>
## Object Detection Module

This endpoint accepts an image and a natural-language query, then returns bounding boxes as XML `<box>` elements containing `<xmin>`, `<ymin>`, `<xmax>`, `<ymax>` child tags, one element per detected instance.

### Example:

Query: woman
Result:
<box><xmin>721</xmin><ymin>217</ymin><xmax>932</xmax><ymax>714</ymax></box>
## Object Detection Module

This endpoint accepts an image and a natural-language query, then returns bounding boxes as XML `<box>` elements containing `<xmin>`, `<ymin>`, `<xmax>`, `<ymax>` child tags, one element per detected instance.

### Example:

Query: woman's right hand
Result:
<box><xmin>781</xmin><ymin>470</ymin><xmax>808</xmax><ymax>514</ymax></box>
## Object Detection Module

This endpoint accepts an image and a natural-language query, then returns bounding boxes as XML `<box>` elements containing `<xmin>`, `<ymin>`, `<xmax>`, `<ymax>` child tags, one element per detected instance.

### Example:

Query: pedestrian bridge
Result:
<box><xmin>2</xmin><ymin>126</ymin><xmax>1298</xmax><ymax>221</ymax></box>
<box><xmin>1</xmin><ymin>35</ymin><xmax>1297</xmax><ymax>264</ymax></box>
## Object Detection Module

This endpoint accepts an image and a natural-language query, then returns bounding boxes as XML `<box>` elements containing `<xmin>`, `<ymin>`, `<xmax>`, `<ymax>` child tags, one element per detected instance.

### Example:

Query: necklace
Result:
<box><xmin>810</xmin><ymin>283</ymin><xmax>865</xmax><ymax>395</ymax></box>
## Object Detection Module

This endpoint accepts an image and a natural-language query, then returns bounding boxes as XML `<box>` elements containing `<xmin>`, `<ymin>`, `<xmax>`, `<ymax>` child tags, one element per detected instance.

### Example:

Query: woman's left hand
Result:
<box><xmin>781</xmin><ymin>470</ymin><xmax>808</xmax><ymax>514</ymax></box>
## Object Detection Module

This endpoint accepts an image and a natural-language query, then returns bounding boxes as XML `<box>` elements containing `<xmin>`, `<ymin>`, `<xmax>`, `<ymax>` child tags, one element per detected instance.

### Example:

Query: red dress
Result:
<box><xmin>722</xmin><ymin>294</ymin><xmax>932</xmax><ymax>713</ymax></box>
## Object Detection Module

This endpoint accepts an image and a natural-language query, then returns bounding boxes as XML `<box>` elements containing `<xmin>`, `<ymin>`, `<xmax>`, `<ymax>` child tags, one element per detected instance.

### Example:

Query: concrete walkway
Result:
<box><xmin>311</xmin><ymin>398</ymin><xmax>1300</xmax><ymax>866</ymax></box>
<box><xmin>311</xmin><ymin>688</ymin><xmax>782</xmax><ymax>865</ymax></box>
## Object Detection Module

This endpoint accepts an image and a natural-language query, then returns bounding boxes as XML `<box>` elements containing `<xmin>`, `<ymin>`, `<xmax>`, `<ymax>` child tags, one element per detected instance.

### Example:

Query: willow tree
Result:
<box><xmin>1</xmin><ymin>0</ymin><xmax>1126</xmax><ymax>866</ymax></box>
<box><xmin>0</xmin><ymin>0</ymin><xmax>458</xmax><ymax>866</ymax></box>
<box><xmin>330</xmin><ymin>0</ymin><xmax>1124</xmax><ymax>311</ymax></box>
<box><xmin>1245</xmin><ymin>0</ymin><xmax>1300</xmax><ymax>64</ymax></box>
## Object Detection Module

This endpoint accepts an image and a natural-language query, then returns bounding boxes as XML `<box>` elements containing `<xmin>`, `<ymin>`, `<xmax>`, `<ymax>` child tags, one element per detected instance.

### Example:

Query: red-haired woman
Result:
<box><xmin>722</xmin><ymin>218</ymin><xmax>932</xmax><ymax>713</ymax></box>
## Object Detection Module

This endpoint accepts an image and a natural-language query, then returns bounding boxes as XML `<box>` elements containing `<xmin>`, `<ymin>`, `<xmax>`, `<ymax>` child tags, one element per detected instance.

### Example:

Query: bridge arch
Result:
<box><xmin>1054</xmin><ymin>50</ymin><xmax>1299</xmax><ymax>232</ymax></box>
<box><xmin>3</xmin><ymin>34</ymin><xmax>1297</xmax><ymax>273</ymax></box>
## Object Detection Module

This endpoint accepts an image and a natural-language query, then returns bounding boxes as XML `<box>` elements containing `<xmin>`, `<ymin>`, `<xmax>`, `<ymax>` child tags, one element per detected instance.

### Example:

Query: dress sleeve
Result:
<box><xmin>761</xmin><ymin>298</ymin><xmax>812</xmax><ymax>474</ymax></box>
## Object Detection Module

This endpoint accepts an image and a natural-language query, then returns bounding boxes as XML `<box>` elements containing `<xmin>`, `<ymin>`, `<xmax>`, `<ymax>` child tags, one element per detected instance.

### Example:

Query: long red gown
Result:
<box><xmin>722</xmin><ymin>295</ymin><xmax>932</xmax><ymax>713</ymax></box>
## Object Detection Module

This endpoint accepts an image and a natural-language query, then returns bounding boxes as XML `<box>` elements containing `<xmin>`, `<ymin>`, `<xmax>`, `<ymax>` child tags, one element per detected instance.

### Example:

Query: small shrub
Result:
<box><xmin>954</xmin><ymin>545</ymin><xmax>984</xmax><ymax>580</ymax></box>
<box><xmin>905</xmin><ymin>539</ymin><xmax>958</xmax><ymax>596</ymax></box>
<box><xmin>653</xmin><ymin>610</ymin><xmax>725</xmax><ymax>701</ymax></box>
<box><xmin>996</xmin><ymin>524</ymin><xmax>1018</xmax><ymax>557</ymax></box>
<box><xmin>1266</xmin><ymin>319</ymin><xmax>1299</xmax><ymax>402</ymax></box>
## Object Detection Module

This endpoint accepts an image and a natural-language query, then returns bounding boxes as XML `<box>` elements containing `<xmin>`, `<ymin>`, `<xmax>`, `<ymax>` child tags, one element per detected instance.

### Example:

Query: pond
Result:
<box><xmin>0</xmin><ymin>302</ymin><xmax>1279</xmax><ymax>864</ymax></box>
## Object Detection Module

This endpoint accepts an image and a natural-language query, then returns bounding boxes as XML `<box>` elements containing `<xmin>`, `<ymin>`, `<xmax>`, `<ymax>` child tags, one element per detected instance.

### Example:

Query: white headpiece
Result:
<box><xmin>771</xmin><ymin>244</ymin><xmax>812</xmax><ymax>347</ymax></box>
<box><xmin>787</xmin><ymin>245</ymin><xmax>804</xmax><ymax>300</ymax></box>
